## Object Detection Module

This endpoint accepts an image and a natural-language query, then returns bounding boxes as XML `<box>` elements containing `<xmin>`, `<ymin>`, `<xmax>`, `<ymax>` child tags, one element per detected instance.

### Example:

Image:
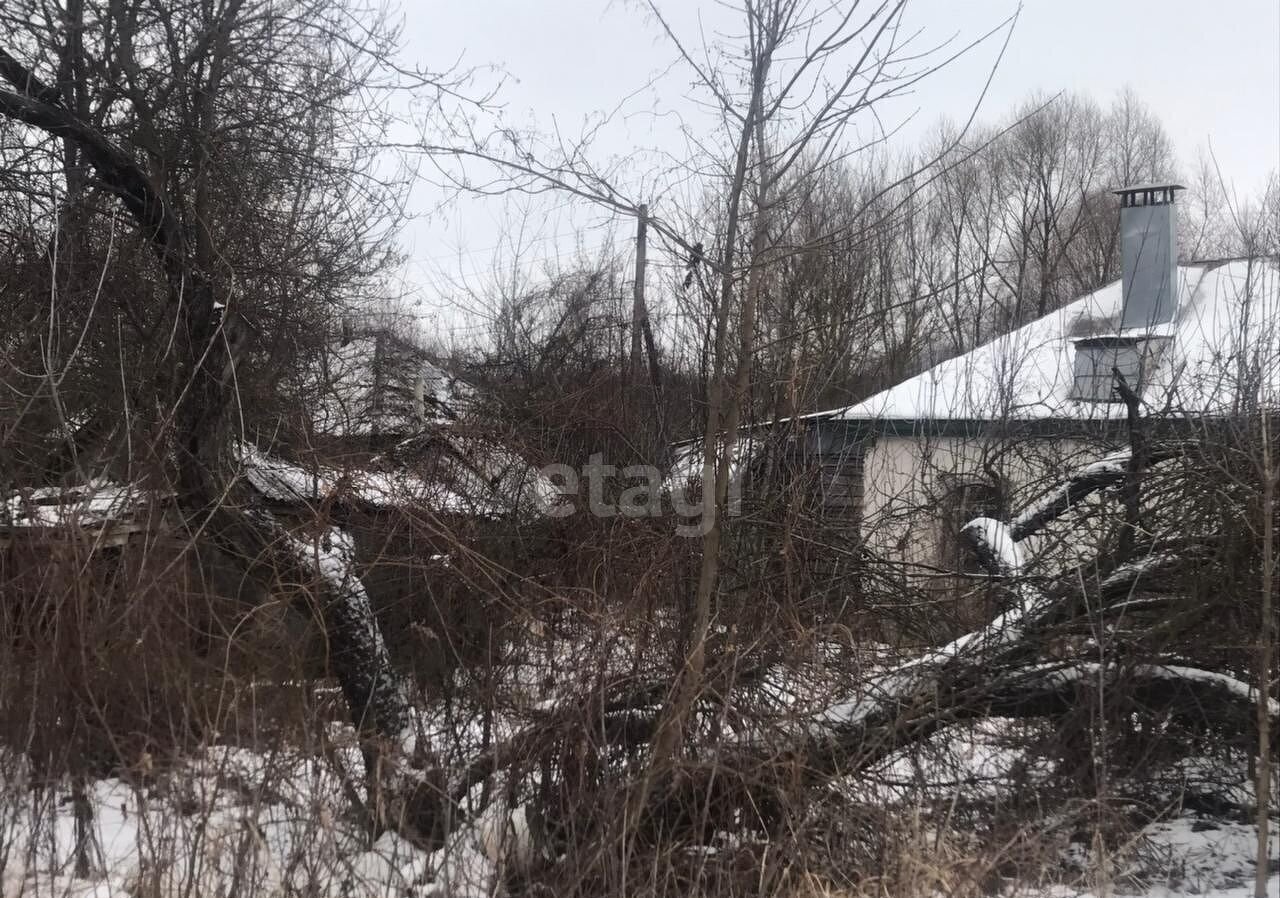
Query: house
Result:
<box><xmin>304</xmin><ymin>326</ymin><xmax>476</xmax><ymax>445</ymax></box>
<box><xmin>283</xmin><ymin>322</ymin><xmax>551</xmax><ymax>519</ymax></box>
<box><xmin>1</xmin><ymin>322</ymin><xmax>553</xmax><ymax>544</ymax></box>
<box><xmin>0</xmin><ymin>320</ymin><xmax>553</xmax><ymax>688</ymax></box>
<box><xmin>676</xmin><ymin>185</ymin><xmax>1280</xmax><ymax>581</ymax></box>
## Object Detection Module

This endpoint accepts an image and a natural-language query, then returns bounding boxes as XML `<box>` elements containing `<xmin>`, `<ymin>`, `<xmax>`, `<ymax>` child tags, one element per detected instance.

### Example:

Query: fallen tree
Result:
<box><xmin>3</xmin><ymin>14</ymin><xmax>1274</xmax><ymax>885</ymax></box>
<box><xmin>412</xmin><ymin>441</ymin><xmax>1277</xmax><ymax>892</ymax></box>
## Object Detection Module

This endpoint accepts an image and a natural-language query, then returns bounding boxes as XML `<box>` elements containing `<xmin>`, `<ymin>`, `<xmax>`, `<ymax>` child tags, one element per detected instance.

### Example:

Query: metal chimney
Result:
<box><xmin>1113</xmin><ymin>183</ymin><xmax>1184</xmax><ymax>330</ymax></box>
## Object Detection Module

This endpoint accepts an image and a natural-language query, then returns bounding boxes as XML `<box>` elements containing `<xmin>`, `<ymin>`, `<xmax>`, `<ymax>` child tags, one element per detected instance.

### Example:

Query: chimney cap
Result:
<box><xmin>1113</xmin><ymin>183</ymin><xmax>1186</xmax><ymax>207</ymax></box>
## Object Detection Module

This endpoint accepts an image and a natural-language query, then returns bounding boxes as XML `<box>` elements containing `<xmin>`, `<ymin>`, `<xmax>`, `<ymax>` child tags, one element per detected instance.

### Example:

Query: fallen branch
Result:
<box><xmin>430</xmin><ymin>448</ymin><xmax>1260</xmax><ymax>858</ymax></box>
<box><xmin>1010</xmin><ymin>444</ymin><xmax>1187</xmax><ymax>541</ymax></box>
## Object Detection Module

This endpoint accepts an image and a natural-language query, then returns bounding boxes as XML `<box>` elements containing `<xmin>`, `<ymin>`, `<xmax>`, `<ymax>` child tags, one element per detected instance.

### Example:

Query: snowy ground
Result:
<box><xmin>1031</xmin><ymin>814</ymin><xmax>1279</xmax><ymax>898</ymax></box>
<box><xmin>0</xmin><ymin>742</ymin><xmax>431</xmax><ymax>897</ymax></box>
<box><xmin>0</xmin><ymin>724</ymin><xmax>1272</xmax><ymax>898</ymax></box>
<box><xmin>0</xmin><ymin>630</ymin><xmax>1273</xmax><ymax>898</ymax></box>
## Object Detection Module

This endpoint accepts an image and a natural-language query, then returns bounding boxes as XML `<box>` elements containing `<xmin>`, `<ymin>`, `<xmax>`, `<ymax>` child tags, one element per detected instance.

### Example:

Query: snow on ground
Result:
<box><xmin>859</xmin><ymin>717</ymin><xmax>1280</xmax><ymax>898</ymax></box>
<box><xmin>3</xmin><ymin>725</ymin><xmax>1272</xmax><ymax>898</ymax></box>
<box><xmin>1127</xmin><ymin>816</ymin><xmax>1277</xmax><ymax>893</ymax></box>
<box><xmin>0</xmin><ymin>733</ymin><xmax>530</xmax><ymax>898</ymax></box>
<box><xmin>0</xmin><ymin>622</ymin><xmax>1273</xmax><ymax>898</ymax></box>
<box><xmin>0</xmin><ymin>745</ymin><xmax>428</xmax><ymax>897</ymax></box>
<box><xmin>1030</xmin><ymin>814</ymin><xmax>1279</xmax><ymax>898</ymax></box>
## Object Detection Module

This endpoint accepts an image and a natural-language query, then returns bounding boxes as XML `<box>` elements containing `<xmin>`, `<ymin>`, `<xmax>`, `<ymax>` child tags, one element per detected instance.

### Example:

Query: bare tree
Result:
<box><xmin>0</xmin><ymin>0</ymin><xmax>472</xmax><ymax>843</ymax></box>
<box><xmin>421</xmin><ymin>0</ymin><xmax>1023</xmax><ymax>839</ymax></box>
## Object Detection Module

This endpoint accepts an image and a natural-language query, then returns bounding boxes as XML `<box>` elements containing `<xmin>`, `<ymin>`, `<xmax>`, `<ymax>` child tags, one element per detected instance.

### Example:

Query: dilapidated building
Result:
<box><xmin>675</xmin><ymin>186</ymin><xmax>1280</xmax><ymax>588</ymax></box>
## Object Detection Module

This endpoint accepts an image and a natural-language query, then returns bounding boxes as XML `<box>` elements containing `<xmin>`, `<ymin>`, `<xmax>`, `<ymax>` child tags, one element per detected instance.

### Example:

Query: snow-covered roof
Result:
<box><xmin>1</xmin><ymin>478</ymin><xmax>160</xmax><ymax>535</ymax></box>
<box><xmin>239</xmin><ymin>440</ymin><xmax>556</xmax><ymax>519</ymax></box>
<box><xmin>1</xmin><ymin>441</ymin><xmax>556</xmax><ymax>542</ymax></box>
<box><xmin>663</xmin><ymin>435</ymin><xmax>757</xmax><ymax>495</ymax></box>
<box><xmin>2</xmin><ymin>328</ymin><xmax>555</xmax><ymax>535</ymax></box>
<box><xmin>825</xmin><ymin>259</ymin><xmax>1280</xmax><ymax>424</ymax></box>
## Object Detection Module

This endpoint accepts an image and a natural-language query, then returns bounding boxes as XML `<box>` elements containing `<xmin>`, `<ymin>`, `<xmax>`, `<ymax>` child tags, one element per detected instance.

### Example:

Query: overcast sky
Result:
<box><xmin>395</xmin><ymin>0</ymin><xmax>1280</xmax><ymax>344</ymax></box>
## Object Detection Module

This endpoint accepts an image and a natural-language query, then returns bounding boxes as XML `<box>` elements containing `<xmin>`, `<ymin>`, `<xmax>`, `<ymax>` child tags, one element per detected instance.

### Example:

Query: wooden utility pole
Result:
<box><xmin>628</xmin><ymin>203</ymin><xmax>667</xmax><ymax>456</ymax></box>
<box><xmin>630</xmin><ymin>204</ymin><xmax>665</xmax><ymax>401</ymax></box>
<box><xmin>630</xmin><ymin>203</ymin><xmax>648</xmax><ymax>387</ymax></box>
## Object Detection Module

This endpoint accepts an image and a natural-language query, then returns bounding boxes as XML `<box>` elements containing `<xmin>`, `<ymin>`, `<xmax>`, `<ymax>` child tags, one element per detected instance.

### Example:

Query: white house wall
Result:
<box><xmin>859</xmin><ymin>431</ymin><xmax>1118</xmax><ymax>577</ymax></box>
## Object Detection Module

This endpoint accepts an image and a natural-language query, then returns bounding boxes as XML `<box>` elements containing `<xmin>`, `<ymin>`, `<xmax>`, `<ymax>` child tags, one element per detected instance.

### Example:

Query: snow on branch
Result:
<box><xmin>995</xmin><ymin>661</ymin><xmax>1280</xmax><ymax>721</ymax></box>
<box><xmin>961</xmin><ymin>516</ymin><xmax>1022</xmax><ymax>575</ymax></box>
<box><xmin>273</xmin><ymin>521</ymin><xmax>417</xmax><ymax>754</ymax></box>
<box><xmin>1009</xmin><ymin>444</ymin><xmax>1186</xmax><ymax>541</ymax></box>
<box><xmin>958</xmin><ymin>447</ymin><xmax>1180</xmax><ymax>578</ymax></box>
<box><xmin>814</xmin><ymin>568</ymin><xmax>1059</xmax><ymax>735</ymax></box>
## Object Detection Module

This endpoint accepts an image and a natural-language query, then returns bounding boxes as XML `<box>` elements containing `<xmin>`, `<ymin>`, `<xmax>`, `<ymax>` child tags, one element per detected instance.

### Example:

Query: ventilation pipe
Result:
<box><xmin>1071</xmin><ymin>183</ymin><xmax>1183</xmax><ymax>402</ymax></box>
<box><xmin>1115</xmin><ymin>183</ymin><xmax>1184</xmax><ymax>329</ymax></box>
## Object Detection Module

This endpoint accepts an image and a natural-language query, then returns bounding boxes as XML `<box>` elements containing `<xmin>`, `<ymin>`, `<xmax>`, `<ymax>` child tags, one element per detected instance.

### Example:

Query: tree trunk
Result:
<box><xmin>1256</xmin><ymin>409</ymin><xmax>1275</xmax><ymax>898</ymax></box>
<box><xmin>0</xmin><ymin>38</ymin><xmax>438</xmax><ymax>844</ymax></box>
